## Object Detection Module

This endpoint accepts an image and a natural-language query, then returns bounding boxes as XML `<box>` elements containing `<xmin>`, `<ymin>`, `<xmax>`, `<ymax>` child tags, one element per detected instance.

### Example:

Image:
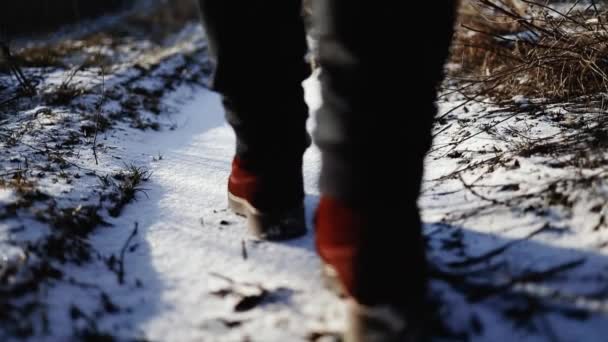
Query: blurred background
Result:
<box><xmin>0</xmin><ymin>0</ymin><xmax>199</xmax><ymax>36</ymax></box>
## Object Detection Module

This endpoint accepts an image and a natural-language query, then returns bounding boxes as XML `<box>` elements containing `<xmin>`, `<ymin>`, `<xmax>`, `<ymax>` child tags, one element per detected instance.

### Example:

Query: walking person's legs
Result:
<box><xmin>198</xmin><ymin>0</ymin><xmax>312</xmax><ymax>240</ymax></box>
<box><xmin>199</xmin><ymin>0</ymin><xmax>459</xmax><ymax>338</ymax></box>
<box><xmin>312</xmin><ymin>2</ymin><xmax>458</xmax><ymax>340</ymax></box>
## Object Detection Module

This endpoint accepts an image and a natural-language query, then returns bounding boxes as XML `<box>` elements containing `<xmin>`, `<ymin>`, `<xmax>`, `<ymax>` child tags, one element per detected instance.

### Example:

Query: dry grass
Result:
<box><xmin>451</xmin><ymin>0</ymin><xmax>608</xmax><ymax>104</ymax></box>
<box><xmin>432</xmin><ymin>1</ymin><xmax>608</xmax><ymax>233</ymax></box>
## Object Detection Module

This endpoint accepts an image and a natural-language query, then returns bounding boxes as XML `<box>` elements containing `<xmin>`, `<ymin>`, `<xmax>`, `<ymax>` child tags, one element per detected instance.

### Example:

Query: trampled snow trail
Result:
<box><xmin>67</xmin><ymin>76</ymin><xmax>346</xmax><ymax>342</ymax></box>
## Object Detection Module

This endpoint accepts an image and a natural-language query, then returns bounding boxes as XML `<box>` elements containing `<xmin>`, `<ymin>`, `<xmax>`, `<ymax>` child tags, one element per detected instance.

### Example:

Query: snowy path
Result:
<box><xmin>50</xmin><ymin>77</ymin><xmax>345</xmax><ymax>342</ymax></box>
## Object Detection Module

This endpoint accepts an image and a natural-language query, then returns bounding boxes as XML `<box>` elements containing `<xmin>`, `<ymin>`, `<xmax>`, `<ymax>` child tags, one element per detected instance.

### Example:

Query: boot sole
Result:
<box><xmin>321</xmin><ymin>263</ymin><xmax>348</xmax><ymax>298</ymax></box>
<box><xmin>322</xmin><ymin>264</ymin><xmax>426</xmax><ymax>342</ymax></box>
<box><xmin>228</xmin><ymin>192</ymin><xmax>307</xmax><ymax>241</ymax></box>
<box><xmin>345</xmin><ymin>299</ymin><xmax>421</xmax><ymax>342</ymax></box>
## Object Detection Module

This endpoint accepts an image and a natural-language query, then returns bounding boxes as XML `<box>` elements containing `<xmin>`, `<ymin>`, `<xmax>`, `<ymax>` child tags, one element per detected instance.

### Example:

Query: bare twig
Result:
<box><xmin>117</xmin><ymin>223</ymin><xmax>139</xmax><ymax>285</ymax></box>
<box><xmin>1</xmin><ymin>42</ymin><xmax>36</xmax><ymax>95</ymax></box>
<box><xmin>446</xmin><ymin>223</ymin><xmax>555</xmax><ymax>268</ymax></box>
<box><xmin>241</xmin><ymin>240</ymin><xmax>248</xmax><ymax>260</ymax></box>
<box><xmin>92</xmin><ymin>63</ymin><xmax>106</xmax><ymax>165</ymax></box>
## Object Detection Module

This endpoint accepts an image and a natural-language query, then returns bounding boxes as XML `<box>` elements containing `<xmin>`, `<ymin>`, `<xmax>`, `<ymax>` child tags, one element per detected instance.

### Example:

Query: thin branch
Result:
<box><xmin>117</xmin><ymin>223</ymin><xmax>139</xmax><ymax>285</ymax></box>
<box><xmin>92</xmin><ymin>63</ymin><xmax>106</xmax><ymax>165</ymax></box>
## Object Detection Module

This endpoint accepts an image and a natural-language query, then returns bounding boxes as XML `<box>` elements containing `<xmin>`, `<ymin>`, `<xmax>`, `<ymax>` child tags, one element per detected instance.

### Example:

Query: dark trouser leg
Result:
<box><xmin>198</xmin><ymin>0</ymin><xmax>312</xmax><ymax>208</ymax></box>
<box><xmin>313</xmin><ymin>1</ymin><xmax>457</xmax><ymax>308</ymax></box>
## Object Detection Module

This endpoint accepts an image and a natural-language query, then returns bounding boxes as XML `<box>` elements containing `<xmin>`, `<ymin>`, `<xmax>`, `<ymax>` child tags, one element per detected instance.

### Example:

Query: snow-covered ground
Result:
<box><xmin>41</xmin><ymin>76</ymin><xmax>346</xmax><ymax>342</ymax></box>
<box><xmin>4</xmin><ymin>70</ymin><xmax>606</xmax><ymax>341</ymax></box>
<box><xmin>2</xmin><ymin>11</ymin><xmax>608</xmax><ymax>341</ymax></box>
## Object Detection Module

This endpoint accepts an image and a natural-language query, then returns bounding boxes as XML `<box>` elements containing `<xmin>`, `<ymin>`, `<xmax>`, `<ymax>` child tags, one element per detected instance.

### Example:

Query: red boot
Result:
<box><xmin>315</xmin><ymin>196</ymin><xmax>430</xmax><ymax>342</ymax></box>
<box><xmin>228</xmin><ymin>157</ymin><xmax>307</xmax><ymax>240</ymax></box>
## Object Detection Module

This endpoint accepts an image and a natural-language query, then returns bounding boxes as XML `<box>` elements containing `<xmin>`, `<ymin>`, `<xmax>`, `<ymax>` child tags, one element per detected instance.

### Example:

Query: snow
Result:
<box><xmin>0</xmin><ymin>189</ymin><xmax>16</xmax><ymax>204</ymax></box>
<box><xmin>23</xmin><ymin>72</ymin><xmax>606</xmax><ymax>341</ymax></box>
<box><xmin>25</xmin><ymin>79</ymin><xmax>342</xmax><ymax>342</ymax></box>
